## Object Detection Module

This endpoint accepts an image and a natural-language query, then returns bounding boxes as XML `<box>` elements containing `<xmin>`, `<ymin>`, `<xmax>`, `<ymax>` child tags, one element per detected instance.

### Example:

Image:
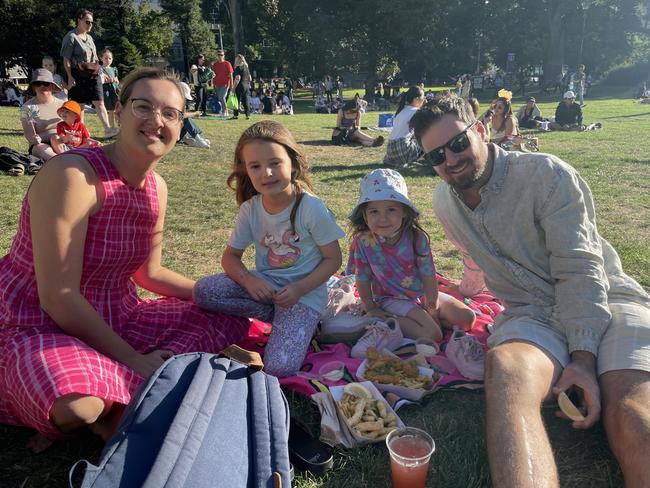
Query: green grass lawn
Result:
<box><xmin>0</xmin><ymin>88</ymin><xmax>648</xmax><ymax>487</ymax></box>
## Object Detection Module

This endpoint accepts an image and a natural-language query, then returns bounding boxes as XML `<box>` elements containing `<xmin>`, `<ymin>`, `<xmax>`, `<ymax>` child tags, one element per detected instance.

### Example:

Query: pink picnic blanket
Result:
<box><xmin>238</xmin><ymin>275</ymin><xmax>503</xmax><ymax>398</ymax></box>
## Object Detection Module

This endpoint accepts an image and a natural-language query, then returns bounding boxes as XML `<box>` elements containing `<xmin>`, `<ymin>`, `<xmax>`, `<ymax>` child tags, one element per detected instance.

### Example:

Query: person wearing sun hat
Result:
<box><xmin>549</xmin><ymin>90</ymin><xmax>585</xmax><ymax>131</ymax></box>
<box><xmin>50</xmin><ymin>99</ymin><xmax>101</xmax><ymax>154</ymax></box>
<box><xmin>346</xmin><ymin>168</ymin><xmax>475</xmax><ymax>351</ymax></box>
<box><xmin>19</xmin><ymin>68</ymin><xmax>65</xmax><ymax>162</ymax></box>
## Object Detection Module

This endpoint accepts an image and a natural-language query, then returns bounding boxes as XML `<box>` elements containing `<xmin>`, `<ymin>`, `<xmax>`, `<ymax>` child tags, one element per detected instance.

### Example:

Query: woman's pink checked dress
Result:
<box><xmin>0</xmin><ymin>148</ymin><xmax>248</xmax><ymax>437</ymax></box>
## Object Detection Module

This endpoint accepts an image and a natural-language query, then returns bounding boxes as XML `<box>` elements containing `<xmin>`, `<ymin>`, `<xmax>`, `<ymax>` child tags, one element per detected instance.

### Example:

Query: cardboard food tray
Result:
<box><xmin>356</xmin><ymin>358</ymin><xmax>439</xmax><ymax>401</ymax></box>
<box><xmin>330</xmin><ymin>381</ymin><xmax>405</xmax><ymax>444</ymax></box>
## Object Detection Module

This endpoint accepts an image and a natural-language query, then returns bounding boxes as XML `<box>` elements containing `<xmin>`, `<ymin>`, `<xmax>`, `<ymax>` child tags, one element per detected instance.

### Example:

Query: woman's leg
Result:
<box><xmin>48</xmin><ymin>136</ymin><xmax>65</xmax><ymax>155</ymax></box>
<box><xmin>31</xmin><ymin>142</ymin><xmax>57</xmax><ymax>161</ymax></box>
<box><xmin>92</xmin><ymin>100</ymin><xmax>112</xmax><ymax>132</ymax></box>
<box><xmin>351</xmin><ymin>129</ymin><xmax>381</xmax><ymax>147</ymax></box>
<box><xmin>241</xmin><ymin>90</ymin><xmax>250</xmax><ymax>118</ymax></box>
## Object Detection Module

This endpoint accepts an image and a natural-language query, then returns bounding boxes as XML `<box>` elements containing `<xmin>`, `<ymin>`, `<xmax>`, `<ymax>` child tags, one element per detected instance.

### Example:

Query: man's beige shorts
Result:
<box><xmin>487</xmin><ymin>301</ymin><xmax>650</xmax><ymax>375</ymax></box>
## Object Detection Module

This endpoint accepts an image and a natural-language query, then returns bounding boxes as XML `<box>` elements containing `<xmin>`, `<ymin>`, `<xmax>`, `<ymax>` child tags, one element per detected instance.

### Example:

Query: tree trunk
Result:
<box><xmin>229</xmin><ymin>0</ymin><xmax>244</xmax><ymax>55</ymax></box>
<box><xmin>545</xmin><ymin>0</ymin><xmax>567</xmax><ymax>84</ymax></box>
<box><xmin>365</xmin><ymin>45</ymin><xmax>378</xmax><ymax>100</ymax></box>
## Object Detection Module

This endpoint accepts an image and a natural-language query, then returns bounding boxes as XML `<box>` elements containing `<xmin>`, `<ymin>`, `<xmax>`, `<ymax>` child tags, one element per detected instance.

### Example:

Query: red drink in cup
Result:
<box><xmin>386</xmin><ymin>427</ymin><xmax>435</xmax><ymax>488</ymax></box>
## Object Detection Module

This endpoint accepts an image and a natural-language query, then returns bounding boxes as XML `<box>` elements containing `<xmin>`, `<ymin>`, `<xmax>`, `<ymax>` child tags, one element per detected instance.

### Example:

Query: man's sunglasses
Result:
<box><xmin>424</xmin><ymin>121</ymin><xmax>476</xmax><ymax>166</ymax></box>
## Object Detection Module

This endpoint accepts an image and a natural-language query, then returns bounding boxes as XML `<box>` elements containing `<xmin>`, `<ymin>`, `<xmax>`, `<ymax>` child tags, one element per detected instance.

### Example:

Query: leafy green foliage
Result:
<box><xmin>115</xmin><ymin>37</ymin><xmax>144</xmax><ymax>76</ymax></box>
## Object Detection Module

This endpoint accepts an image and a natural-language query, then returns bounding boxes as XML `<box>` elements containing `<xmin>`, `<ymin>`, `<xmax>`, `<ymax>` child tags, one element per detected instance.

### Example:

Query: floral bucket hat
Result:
<box><xmin>348</xmin><ymin>168</ymin><xmax>419</xmax><ymax>220</ymax></box>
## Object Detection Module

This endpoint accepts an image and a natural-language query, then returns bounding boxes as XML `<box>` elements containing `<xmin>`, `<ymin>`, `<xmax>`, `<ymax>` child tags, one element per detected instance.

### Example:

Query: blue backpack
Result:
<box><xmin>70</xmin><ymin>347</ymin><xmax>291</xmax><ymax>488</ymax></box>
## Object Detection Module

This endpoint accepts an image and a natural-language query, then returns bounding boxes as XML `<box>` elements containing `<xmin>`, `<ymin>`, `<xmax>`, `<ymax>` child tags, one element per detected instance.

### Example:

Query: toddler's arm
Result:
<box><xmin>422</xmin><ymin>273</ymin><xmax>440</xmax><ymax>321</ymax></box>
<box><xmin>355</xmin><ymin>279</ymin><xmax>388</xmax><ymax>318</ymax></box>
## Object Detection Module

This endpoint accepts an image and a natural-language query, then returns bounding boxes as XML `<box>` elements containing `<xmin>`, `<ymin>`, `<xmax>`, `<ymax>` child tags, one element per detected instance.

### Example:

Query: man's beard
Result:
<box><xmin>448</xmin><ymin>156</ymin><xmax>487</xmax><ymax>191</ymax></box>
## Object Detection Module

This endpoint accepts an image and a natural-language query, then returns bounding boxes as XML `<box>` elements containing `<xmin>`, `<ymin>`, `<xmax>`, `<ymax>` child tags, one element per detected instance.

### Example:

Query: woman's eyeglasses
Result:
<box><xmin>129</xmin><ymin>98</ymin><xmax>184</xmax><ymax>125</ymax></box>
<box><xmin>424</xmin><ymin>122</ymin><xmax>476</xmax><ymax>166</ymax></box>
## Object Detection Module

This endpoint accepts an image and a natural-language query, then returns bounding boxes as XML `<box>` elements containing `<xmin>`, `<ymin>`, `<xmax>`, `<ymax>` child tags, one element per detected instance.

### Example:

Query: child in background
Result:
<box><xmin>193</xmin><ymin>120</ymin><xmax>344</xmax><ymax>377</ymax></box>
<box><xmin>347</xmin><ymin>168</ymin><xmax>475</xmax><ymax>354</ymax></box>
<box><xmin>50</xmin><ymin>100</ymin><xmax>101</xmax><ymax>154</ymax></box>
<box><xmin>41</xmin><ymin>56</ymin><xmax>67</xmax><ymax>101</ymax></box>
<box><xmin>100</xmin><ymin>49</ymin><xmax>120</xmax><ymax>128</ymax></box>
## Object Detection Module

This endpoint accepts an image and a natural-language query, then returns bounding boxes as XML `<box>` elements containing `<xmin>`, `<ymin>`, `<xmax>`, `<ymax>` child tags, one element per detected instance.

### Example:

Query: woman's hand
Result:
<box><xmin>127</xmin><ymin>350</ymin><xmax>173</xmax><ymax>377</ymax></box>
<box><xmin>67</xmin><ymin>76</ymin><xmax>76</xmax><ymax>90</ymax></box>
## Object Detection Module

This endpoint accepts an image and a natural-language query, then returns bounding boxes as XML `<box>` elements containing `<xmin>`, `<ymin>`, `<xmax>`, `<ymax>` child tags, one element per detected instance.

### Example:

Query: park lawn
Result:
<box><xmin>0</xmin><ymin>88</ymin><xmax>648</xmax><ymax>487</ymax></box>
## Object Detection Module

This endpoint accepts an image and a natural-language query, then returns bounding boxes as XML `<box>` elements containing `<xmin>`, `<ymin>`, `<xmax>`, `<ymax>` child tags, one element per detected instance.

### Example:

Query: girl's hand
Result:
<box><xmin>274</xmin><ymin>283</ymin><xmax>302</xmax><ymax>308</ymax></box>
<box><xmin>243</xmin><ymin>274</ymin><xmax>276</xmax><ymax>302</ymax></box>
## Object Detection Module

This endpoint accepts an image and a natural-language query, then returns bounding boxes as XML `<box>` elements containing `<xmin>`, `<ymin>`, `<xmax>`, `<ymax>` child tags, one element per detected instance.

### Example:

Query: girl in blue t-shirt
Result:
<box><xmin>194</xmin><ymin>120</ymin><xmax>344</xmax><ymax>377</ymax></box>
<box><xmin>347</xmin><ymin>168</ymin><xmax>475</xmax><ymax>342</ymax></box>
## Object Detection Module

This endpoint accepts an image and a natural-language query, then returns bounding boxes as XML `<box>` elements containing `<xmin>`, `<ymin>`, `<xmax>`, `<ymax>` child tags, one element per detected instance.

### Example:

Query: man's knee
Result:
<box><xmin>485</xmin><ymin>343</ymin><xmax>557</xmax><ymax>401</ymax></box>
<box><xmin>602</xmin><ymin>371</ymin><xmax>650</xmax><ymax>439</ymax></box>
<box><xmin>50</xmin><ymin>394</ymin><xmax>106</xmax><ymax>432</ymax></box>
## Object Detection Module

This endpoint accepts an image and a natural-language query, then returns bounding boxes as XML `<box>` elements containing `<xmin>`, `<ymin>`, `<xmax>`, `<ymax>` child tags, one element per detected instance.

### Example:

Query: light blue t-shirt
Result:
<box><xmin>229</xmin><ymin>192</ymin><xmax>345</xmax><ymax>313</ymax></box>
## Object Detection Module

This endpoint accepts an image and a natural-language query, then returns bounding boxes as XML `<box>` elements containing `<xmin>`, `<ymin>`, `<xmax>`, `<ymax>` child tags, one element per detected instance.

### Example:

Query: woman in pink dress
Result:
<box><xmin>0</xmin><ymin>67</ymin><xmax>248</xmax><ymax>449</ymax></box>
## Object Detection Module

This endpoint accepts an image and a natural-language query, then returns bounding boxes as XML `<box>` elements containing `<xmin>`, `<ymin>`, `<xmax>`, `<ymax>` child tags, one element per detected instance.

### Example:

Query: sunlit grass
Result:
<box><xmin>1</xmin><ymin>87</ymin><xmax>648</xmax><ymax>486</ymax></box>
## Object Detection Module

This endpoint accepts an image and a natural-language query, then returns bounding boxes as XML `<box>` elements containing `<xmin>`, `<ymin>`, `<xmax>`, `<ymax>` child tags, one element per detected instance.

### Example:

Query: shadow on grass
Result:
<box><xmin>0</xmin><ymin>128</ymin><xmax>24</xmax><ymax>136</ymax></box>
<box><xmin>301</xmin><ymin>139</ymin><xmax>334</xmax><ymax>146</ymax></box>
<box><xmin>600</xmin><ymin>112</ymin><xmax>650</xmax><ymax>120</ymax></box>
<box><xmin>621</xmin><ymin>158</ymin><xmax>650</xmax><ymax>165</ymax></box>
<box><xmin>0</xmin><ymin>424</ymin><xmax>103</xmax><ymax>487</ymax></box>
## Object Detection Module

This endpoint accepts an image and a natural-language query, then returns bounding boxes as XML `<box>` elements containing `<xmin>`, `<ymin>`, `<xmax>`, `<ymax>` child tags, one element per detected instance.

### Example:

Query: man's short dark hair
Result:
<box><xmin>410</xmin><ymin>94</ymin><xmax>476</xmax><ymax>142</ymax></box>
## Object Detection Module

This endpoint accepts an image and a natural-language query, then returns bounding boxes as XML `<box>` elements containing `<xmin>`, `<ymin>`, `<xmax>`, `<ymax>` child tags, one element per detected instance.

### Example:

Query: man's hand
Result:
<box><xmin>552</xmin><ymin>351</ymin><xmax>600</xmax><ymax>429</ymax></box>
<box><xmin>274</xmin><ymin>283</ymin><xmax>302</xmax><ymax>308</ymax></box>
<box><xmin>242</xmin><ymin>274</ymin><xmax>275</xmax><ymax>302</ymax></box>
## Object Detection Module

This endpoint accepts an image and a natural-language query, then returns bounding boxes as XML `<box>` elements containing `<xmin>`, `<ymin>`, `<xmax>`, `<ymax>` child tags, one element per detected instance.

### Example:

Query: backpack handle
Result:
<box><xmin>219</xmin><ymin>344</ymin><xmax>264</xmax><ymax>370</ymax></box>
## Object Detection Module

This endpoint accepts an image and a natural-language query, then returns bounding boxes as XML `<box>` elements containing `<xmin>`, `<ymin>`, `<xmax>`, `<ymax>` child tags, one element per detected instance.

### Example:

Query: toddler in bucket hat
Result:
<box><xmin>348</xmin><ymin>168</ymin><xmax>418</xmax><ymax>221</ymax></box>
<box><xmin>346</xmin><ymin>167</ymin><xmax>476</xmax><ymax>345</ymax></box>
<box><xmin>51</xmin><ymin>100</ymin><xmax>101</xmax><ymax>154</ymax></box>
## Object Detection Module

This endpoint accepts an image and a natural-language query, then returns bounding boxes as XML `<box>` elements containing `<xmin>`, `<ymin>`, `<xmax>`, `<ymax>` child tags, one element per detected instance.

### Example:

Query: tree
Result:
<box><xmin>160</xmin><ymin>0</ymin><xmax>218</xmax><ymax>72</ymax></box>
<box><xmin>115</xmin><ymin>36</ymin><xmax>144</xmax><ymax>76</ymax></box>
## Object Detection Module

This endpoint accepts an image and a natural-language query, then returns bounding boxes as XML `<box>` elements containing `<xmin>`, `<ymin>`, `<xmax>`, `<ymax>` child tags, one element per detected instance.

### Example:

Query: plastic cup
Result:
<box><xmin>386</xmin><ymin>427</ymin><xmax>435</xmax><ymax>488</ymax></box>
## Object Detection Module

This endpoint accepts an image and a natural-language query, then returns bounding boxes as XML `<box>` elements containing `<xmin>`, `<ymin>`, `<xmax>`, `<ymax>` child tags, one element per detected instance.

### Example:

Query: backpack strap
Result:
<box><xmin>219</xmin><ymin>344</ymin><xmax>264</xmax><ymax>370</ymax></box>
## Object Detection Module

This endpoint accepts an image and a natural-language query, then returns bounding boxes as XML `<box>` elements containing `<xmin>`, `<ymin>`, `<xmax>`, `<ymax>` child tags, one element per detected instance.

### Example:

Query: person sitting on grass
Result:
<box><xmin>20</xmin><ymin>69</ymin><xmax>64</xmax><ymax>163</ymax></box>
<box><xmin>0</xmin><ymin>67</ymin><xmax>247</xmax><ymax>452</ymax></box>
<box><xmin>411</xmin><ymin>94</ymin><xmax>650</xmax><ymax>488</ymax></box>
<box><xmin>516</xmin><ymin>97</ymin><xmax>544</xmax><ymax>129</ymax></box>
<box><xmin>383</xmin><ymin>86</ymin><xmax>425</xmax><ymax>168</ymax></box>
<box><xmin>347</xmin><ymin>168</ymin><xmax>475</xmax><ymax>347</ymax></box>
<box><xmin>331</xmin><ymin>100</ymin><xmax>384</xmax><ymax>147</ymax></box>
<box><xmin>548</xmin><ymin>91</ymin><xmax>585</xmax><ymax>131</ymax></box>
<box><xmin>486</xmin><ymin>95</ymin><xmax>519</xmax><ymax>144</ymax></box>
<box><xmin>50</xmin><ymin>100</ymin><xmax>101</xmax><ymax>154</ymax></box>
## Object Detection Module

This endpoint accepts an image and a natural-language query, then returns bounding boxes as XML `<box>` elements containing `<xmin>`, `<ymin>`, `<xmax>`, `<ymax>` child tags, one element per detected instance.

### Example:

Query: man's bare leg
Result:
<box><xmin>601</xmin><ymin>370</ymin><xmax>650</xmax><ymax>488</ymax></box>
<box><xmin>485</xmin><ymin>341</ymin><xmax>562</xmax><ymax>488</ymax></box>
